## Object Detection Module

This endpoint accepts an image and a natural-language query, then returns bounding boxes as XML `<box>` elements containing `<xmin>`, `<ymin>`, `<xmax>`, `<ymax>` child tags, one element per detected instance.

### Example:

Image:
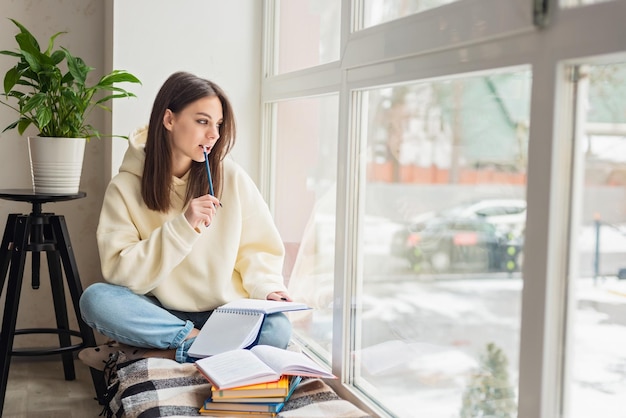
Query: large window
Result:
<box><xmin>355</xmin><ymin>70</ymin><xmax>530</xmax><ymax>417</ymax></box>
<box><xmin>262</xmin><ymin>1</ymin><xmax>626</xmax><ymax>417</ymax></box>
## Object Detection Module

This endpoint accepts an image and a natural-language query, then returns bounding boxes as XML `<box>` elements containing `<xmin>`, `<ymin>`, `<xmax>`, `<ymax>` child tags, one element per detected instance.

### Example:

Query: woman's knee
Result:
<box><xmin>80</xmin><ymin>282</ymin><xmax>107</xmax><ymax>323</ymax></box>
<box><xmin>257</xmin><ymin>313</ymin><xmax>292</xmax><ymax>349</ymax></box>
<box><xmin>79</xmin><ymin>282</ymin><xmax>133</xmax><ymax>324</ymax></box>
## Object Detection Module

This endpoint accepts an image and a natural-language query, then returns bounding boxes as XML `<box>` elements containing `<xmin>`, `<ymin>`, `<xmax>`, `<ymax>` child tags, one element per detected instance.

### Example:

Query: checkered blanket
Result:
<box><xmin>104</xmin><ymin>354</ymin><xmax>371</xmax><ymax>418</ymax></box>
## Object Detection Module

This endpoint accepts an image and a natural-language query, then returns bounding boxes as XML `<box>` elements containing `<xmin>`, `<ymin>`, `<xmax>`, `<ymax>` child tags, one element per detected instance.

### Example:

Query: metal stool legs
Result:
<box><xmin>50</xmin><ymin>215</ymin><xmax>107</xmax><ymax>403</ymax></box>
<box><xmin>0</xmin><ymin>212</ymin><xmax>106</xmax><ymax>415</ymax></box>
<box><xmin>0</xmin><ymin>214</ymin><xmax>28</xmax><ymax>415</ymax></box>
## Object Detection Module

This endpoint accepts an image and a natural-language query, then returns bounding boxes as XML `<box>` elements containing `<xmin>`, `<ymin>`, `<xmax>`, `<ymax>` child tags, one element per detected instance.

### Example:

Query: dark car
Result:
<box><xmin>395</xmin><ymin>217</ymin><xmax>522</xmax><ymax>274</ymax></box>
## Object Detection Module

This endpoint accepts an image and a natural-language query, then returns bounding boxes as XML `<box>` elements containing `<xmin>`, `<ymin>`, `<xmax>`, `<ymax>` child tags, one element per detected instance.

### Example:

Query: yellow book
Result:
<box><xmin>211</xmin><ymin>375</ymin><xmax>290</xmax><ymax>398</ymax></box>
<box><xmin>211</xmin><ymin>376</ymin><xmax>302</xmax><ymax>404</ymax></box>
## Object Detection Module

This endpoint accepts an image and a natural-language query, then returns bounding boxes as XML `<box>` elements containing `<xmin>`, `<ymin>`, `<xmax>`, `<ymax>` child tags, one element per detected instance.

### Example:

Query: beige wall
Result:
<box><xmin>0</xmin><ymin>0</ymin><xmax>263</xmax><ymax>346</ymax></box>
<box><xmin>0</xmin><ymin>0</ymin><xmax>107</xmax><ymax>346</ymax></box>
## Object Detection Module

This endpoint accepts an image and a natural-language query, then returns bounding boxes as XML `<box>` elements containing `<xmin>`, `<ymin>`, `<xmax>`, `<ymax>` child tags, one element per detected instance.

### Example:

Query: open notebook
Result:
<box><xmin>188</xmin><ymin>299</ymin><xmax>310</xmax><ymax>358</ymax></box>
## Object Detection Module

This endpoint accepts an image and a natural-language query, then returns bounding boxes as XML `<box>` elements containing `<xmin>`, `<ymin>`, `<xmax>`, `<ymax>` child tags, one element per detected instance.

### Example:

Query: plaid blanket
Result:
<box><xmin>106</xmin><ymin>355</ymin><xmax>211</xmax><ymax>417</ymax></box>
<box><xmin>104</xmin><ymin>354</ymin><xmax>372</xmax><ymax>418</ymax></box>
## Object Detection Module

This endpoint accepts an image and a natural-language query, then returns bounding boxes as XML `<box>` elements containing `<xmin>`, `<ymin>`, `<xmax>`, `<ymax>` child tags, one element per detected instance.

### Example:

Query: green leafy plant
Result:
<box><xmin>460</xmin><ymin>342</ymin><xmax>518</xmax><ymax>418</ymax></box>
<box><xmin>0</xmin><ymin>18</ymin><xmax>141</xmax><ymax>140</ymax></box>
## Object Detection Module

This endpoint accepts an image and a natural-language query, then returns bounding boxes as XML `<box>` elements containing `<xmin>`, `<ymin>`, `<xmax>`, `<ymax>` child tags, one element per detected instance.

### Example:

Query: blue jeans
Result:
<box><xmin>79</xmin><ymin>282</ymin><xmax>292</xmax><ymax>363</ymax></box>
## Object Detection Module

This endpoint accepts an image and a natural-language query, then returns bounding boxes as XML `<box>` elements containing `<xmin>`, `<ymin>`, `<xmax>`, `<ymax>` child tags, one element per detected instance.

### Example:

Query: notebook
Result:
<box><xmin>188</xmin><ymin>299</ymin><xmax>310</xmax><ymax>358</ymax></box>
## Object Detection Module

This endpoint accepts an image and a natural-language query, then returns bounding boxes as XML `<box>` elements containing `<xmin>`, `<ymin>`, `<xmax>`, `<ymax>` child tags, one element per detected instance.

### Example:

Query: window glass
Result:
<box><xmin>561</xmin><ymin>0</ymin><xmax>616</xmax><ymax>7</ymax></box>
<box><xmin>362</xmin><ymin>0</ymin><xmax>459</xmax><ymax>28</ymax></box>
<box><xmin>355</xmin><ymin>69</ymin><xmax>531</xmax><ymax>416</ymax></box>
<box><xmin>568</xmin><ymin>62</ymin><xmax>626</xmax><ymax>417</ymax></box>
<box><xmin>273</xmin><ymin>95</ymin><xmax>339</xmax><ymax>361</ymax></box>
<box><xmin>275</xmin><ymin>0</ymin><xmax>341</xmax><ymax>74</ymax></box>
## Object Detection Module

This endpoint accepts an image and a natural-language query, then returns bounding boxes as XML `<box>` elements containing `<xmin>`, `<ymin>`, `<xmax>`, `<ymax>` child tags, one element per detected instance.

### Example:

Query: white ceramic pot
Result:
<box><xmin>27</xmin><ymin>136</ymin><xmax>86</xmax><ymax>194</ymax></box>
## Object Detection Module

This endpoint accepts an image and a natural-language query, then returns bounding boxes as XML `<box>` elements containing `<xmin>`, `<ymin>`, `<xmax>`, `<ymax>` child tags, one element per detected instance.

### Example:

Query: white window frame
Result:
<box><xmin>261</xmin><ymin>1</ymin><xmax>626</xmax><ymax>416</ymax></box>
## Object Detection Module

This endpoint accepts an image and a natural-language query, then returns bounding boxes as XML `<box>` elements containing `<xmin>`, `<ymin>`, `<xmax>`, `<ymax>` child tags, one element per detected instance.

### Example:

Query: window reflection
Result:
<box><xmin>273</xmin><ymin>95</ymin><xmax>339</xmax><ymax>361</ymax></box>
<box><xmin>356</xmin><ymin>70</ymin><xmax>531</xmax><ymax>417</ymax></box>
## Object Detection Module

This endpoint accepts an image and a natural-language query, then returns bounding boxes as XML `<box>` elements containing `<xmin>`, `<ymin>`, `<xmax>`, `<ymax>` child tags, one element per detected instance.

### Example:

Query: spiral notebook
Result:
<box><xmin>188</xmin><ymin>299</ymin><xmax>310</xmax><ymax>358</ymax></box>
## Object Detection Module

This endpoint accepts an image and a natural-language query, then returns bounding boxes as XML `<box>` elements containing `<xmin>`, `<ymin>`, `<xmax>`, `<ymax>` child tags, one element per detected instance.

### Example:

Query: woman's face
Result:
<box><xmin>164</xmin><ymin>95</ymin><xmax>223</xmax><ymax>178</ymax></box>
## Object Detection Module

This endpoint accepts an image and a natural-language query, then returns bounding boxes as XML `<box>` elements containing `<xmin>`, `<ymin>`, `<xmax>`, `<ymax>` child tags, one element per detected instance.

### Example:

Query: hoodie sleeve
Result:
<box><xmin>96</xmin><ymin>176</ymin><xmax>201</xmax><ymax>294</ymax></box>
<box><xmin>231</xmin><ymin>166</ymin><xmax>288</xmax><ymax>300</ymax></box>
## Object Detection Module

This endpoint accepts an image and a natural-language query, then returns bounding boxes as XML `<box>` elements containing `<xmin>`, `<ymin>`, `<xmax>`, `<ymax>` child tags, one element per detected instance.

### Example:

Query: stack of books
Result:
<box><xmin>195</xmin><ymin>344</ymin><xmax>335</xmax><ymax>417</ymax></box>
<box><xmin>198</xmin><ymin>375</ymin><xmax>302</xmax><ymax>417</ymax></box>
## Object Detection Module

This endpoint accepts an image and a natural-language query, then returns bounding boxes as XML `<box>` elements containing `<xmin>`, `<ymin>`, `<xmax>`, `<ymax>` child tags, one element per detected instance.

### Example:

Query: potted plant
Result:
<box><xmin>0</xmin><ymin>18</ymin><xmax>141</xmax><ymax>194</ymax></box>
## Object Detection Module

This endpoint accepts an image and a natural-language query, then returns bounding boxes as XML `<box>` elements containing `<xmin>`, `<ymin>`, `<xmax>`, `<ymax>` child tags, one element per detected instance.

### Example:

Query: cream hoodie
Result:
<box><xmin>96</xmin><ymin>126</ymin><xmax>287</xmax><ymax>311</ymax></box>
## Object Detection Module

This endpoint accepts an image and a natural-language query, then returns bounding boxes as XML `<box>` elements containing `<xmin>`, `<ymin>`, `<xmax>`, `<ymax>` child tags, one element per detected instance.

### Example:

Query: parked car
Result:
<box><xmin>430</xmin><ymin>199</ymin><xmax>526</xmax><ymax>235</ymax></box>
<box><xmin>391</xmin><ymin>198</ymin><xmax>526</xmax><ymax>258</ymax></box>
<box><xmin>393</xmin><ymin>216</ymin><xmax>523</xmax><ymax>274</ymax></box>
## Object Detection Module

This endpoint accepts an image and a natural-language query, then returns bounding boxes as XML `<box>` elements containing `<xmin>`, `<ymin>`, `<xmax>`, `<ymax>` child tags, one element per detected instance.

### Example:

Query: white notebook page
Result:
<box><xmin>188</xmin><ymin>310</ymin><xmax>264</xmax><ymax>358</ymax></box>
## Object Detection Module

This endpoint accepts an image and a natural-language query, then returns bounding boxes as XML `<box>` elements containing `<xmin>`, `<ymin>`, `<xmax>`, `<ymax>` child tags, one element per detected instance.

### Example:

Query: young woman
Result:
<box><xmin>78</xmin><ymin>72</ymin><xmax>292</xmax><ymax>369</ymax></box>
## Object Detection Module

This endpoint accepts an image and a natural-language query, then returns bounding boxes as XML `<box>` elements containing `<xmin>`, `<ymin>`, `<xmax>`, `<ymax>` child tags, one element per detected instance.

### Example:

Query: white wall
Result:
<box><xmin>107</xmin><ymin>0</ymin><xmax>263</xmax><ymax>182</ymax></box>
<box><xmin>0</xmin><ymin>0</ymin><xmax>106</xmax><ymax>346</ymax></box>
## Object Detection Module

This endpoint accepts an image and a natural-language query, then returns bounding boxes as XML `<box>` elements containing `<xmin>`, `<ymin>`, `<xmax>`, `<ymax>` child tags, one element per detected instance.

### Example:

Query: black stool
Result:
<box><xmin>0</xmin><ymin>189</ymin><xmax>105</xmax><ymax>414</ymax></box>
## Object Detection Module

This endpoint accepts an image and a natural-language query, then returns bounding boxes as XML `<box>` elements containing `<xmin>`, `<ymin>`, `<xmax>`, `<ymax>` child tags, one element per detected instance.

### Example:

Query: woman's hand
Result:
<box><xmin>184</xmin><ymin>194</ymin><xmax>221</xmax><ymax>230</ymax></box>
<box><xmin>267</xmin><ymin>291</ymin><xmax>292</xmax><ymax>302</ymax></box>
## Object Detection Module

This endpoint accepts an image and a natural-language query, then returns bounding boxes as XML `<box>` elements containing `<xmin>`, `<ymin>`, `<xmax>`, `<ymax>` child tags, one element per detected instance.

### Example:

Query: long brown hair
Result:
<box><xmin>142</xmin><ymin>72</ymin><xmax>236</xmax><ymax>212</ymax></box>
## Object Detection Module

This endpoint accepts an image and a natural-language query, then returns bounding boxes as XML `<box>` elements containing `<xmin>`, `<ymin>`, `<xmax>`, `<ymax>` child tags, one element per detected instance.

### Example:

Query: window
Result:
<box><xmin>262</xmin><ymin>0</ymin><xmax>626</xmax><ymax>417</ymax></box>
<box><xmin>362</xmin><ymin>0</ymin><xmax>459</xmax><ymax>28</ymax></box>
<box><xmin>567</xmin><ymin>62</ymin><xmax>626</xmax><ymax>417</ymax></box>
<box><xmin>272</xmin><ymin>0</ymin><xmax>341</xmax><ymax>75</ymax></box>
<box><xmin>271</xmin><ymin>95</ymin><xmax>339</xmax><ymax>361</ymax></box>
<box><xmin>355</xmin><ymin>70</ymin><xmax>529</xmax><ymax>416</ymax></box>
<box><xmin>561</xmin><ymin>0</ymin><xmax>617</xmax><ymax>7</ymax></box>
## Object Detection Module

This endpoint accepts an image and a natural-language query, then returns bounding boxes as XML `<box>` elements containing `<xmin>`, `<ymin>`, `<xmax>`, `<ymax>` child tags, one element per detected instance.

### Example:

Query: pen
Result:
<box><xmin>202</xmin><ymin>146</ymin><xmax>214</xmax><ymax>197</ymax></box>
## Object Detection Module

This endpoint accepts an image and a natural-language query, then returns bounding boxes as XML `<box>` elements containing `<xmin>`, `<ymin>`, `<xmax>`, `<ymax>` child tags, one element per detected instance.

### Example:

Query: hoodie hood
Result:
<box><xmin>118</xmin><ymin>125</ymin><xmax>188</xmax><ymax>198</ymax></box>
<box><xmin>119</xmin><ymin>125</ymin><xmax>149</xmax><ymax>178</ymax></box>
